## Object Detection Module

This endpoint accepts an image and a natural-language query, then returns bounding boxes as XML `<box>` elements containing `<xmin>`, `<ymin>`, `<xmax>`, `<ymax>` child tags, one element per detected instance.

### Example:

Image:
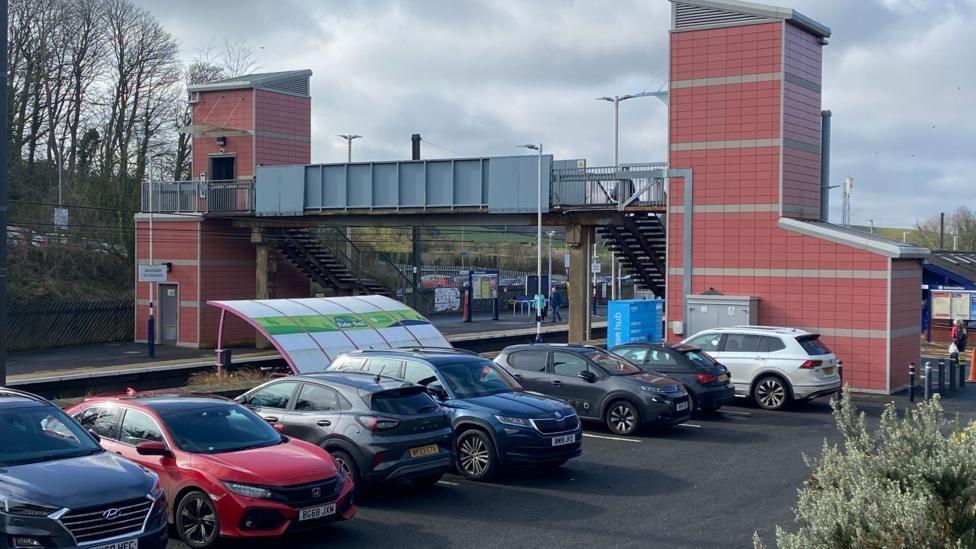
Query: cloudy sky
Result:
<box><xmin>136</xmin><ymin>0</ymin><xmax>975</xmax><ymax>228</ymax></box>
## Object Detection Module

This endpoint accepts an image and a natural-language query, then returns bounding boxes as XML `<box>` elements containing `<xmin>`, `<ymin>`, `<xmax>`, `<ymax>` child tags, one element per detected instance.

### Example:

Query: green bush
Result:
<box><xmin>756</xmin><ymin>389</ymin><xmax>976</xmax><ymax>549</ymax></box>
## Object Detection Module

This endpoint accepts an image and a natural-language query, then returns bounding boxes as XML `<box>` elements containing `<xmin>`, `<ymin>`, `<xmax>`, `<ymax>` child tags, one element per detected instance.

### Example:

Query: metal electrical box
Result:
<box><xmin>686</xmin><ymin>295</ymin><xmax>758</xmax><ymax>337</ymax></box>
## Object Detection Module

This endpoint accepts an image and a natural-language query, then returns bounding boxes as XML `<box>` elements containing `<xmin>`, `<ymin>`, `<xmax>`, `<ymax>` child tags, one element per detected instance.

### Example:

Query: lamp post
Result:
<box><xmin>338</xmin><ymin>134</ymin><xmax>361</xmax><ymax>163</ymax></box>
<box><xmin>597</xmin><ymin>92</ymin><xmax>666</xmax><ymax>210</ymax></box>
<box><xmin>146</xmin><ymin>154</ymin><xmax>165</xmax><ymax>359</ymax></box>
<box><xmin>518</xmin><ymin>143</ymin><xmax>543</xmax><ymax>343</ymax></box>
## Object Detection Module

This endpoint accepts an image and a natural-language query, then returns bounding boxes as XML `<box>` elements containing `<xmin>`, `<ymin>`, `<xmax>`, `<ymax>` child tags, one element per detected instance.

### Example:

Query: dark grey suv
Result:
<box><xmin>238</xmin><ymin>372</ymin><xmax>453</xmax><ymax>488</ymax></box>
<box><xmin>0</xmin><ymin>389</ymin><xmax>168</xmax><ymax>549</ymax></box>
<box><xmin>496</xmin><ymin>344</ymin><xmax>692</xmax><ymax>435</ymax></box>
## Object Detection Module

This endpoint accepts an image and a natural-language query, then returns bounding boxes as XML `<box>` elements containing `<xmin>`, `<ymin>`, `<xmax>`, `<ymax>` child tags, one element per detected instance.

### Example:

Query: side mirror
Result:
<box><xmin>427</xmin><ymin>384</ymin><xmax>449</xmax><ymax>400</ymax></box>
<box><xmin>136</xmin><ymin>441</ymin><xmax>172</xmax><ymax>457</ymax></box>
<box><xmin>578</xmin><ymin>370</ymin><xmax>597</xmax><ymax>383</ymax></box>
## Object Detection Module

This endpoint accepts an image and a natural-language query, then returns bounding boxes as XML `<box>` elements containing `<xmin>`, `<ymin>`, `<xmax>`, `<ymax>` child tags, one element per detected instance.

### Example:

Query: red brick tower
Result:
<box><xmin>665</xmin><ymin>0</ymin><xmax>928</xmax><ymax>393</ymax></box>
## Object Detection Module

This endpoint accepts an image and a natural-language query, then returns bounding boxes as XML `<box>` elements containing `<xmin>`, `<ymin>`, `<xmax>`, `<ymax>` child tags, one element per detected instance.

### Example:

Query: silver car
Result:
<box><xmin>682</xmin><ymin>326</ymin><xmax>841</xmax><ymax>410</ymax></box>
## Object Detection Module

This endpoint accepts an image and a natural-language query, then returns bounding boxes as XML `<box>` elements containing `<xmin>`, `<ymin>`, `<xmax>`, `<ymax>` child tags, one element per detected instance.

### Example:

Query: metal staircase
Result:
<box><xmin>272</xmin><ymin>227</ymin><xmax>394</xmax><ymax>296</ymax></box>
<box><xmin>598</xmin><ymin>213</ymin><xmax>667</xmax><ymax>297</ymax></box>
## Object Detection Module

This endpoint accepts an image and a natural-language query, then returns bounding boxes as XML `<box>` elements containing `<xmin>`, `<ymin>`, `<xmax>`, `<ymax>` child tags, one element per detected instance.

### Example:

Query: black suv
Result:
<box><xmin>495</xmin><ymin>344</ymin><xmax>692</xmax><ymax>435</ymax></box>
<box><xmin>0</xmin><ymin>388</ymin><xmax>168</xmax><ymax>549</ymax></box>
<box><xmin>239</xmin><ymin>372</ymin><xmax>454</xmax><ymax>487</ymax></box>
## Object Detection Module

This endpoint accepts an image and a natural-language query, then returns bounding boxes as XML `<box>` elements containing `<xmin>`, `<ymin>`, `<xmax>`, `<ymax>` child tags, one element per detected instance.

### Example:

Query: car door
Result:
<box><xmin>503</xmin><ymin>349</ymin><xmax>550</xmax><ymax>392</ymax></box>
<box><xmin>285</xmin><ymin>382</ymin><xmax>347</xmax><ymax>445</ymax></box>
<box><xmin>550</xmin><ymin>352</ymin><xmax>605</xmax><ymax>419</ymax></box>
<box><xmin>245</xmin><ymin>380</ymin><xmax>300</xmax><ymax>427</ymax></box>
<box><xmin>115</xmin><ymin>408</ymin><xmax>181</xmax><ymax>498</ymax></box>
<box><xmin>717</xmin><ymin>333</ymin><xmax>764</xmax><ymax>396</ymax></box>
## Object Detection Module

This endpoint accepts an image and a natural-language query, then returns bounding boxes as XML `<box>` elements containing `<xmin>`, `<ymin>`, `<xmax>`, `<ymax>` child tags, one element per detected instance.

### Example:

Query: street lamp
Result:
<box><xmin>597</xmin><ymin>92</ymin><xmax>665</xmax><ymax>210</ymax></box>
<box><xmin>146</xmin><ymin>153</ymin><xmax>166</xmax><ymax>359</ymax></box>
<box><xmin>518</xmin><ymin>143</ymin><xmax>543</xmax><ymax>343</ymax></box>
<box><xmin>338</xmin><ymin>134</ymin><xmax>361</xmax><ymax>163</ymax></box>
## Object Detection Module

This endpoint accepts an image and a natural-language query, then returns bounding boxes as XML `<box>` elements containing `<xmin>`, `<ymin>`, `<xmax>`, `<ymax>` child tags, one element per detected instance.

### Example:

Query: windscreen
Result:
<box><xmin>0</xmin><ymin>406</ymin><xmax>102</xmax><ymax>467</ymax></box>
<box><xmin>683</xmin><ymin>350</ymin><xmax>719</xmax><ymax>368</ymax></box>
<box><xmin>438</xmin><ymin>361</ymin><xmax>523</xmax><ymax>398</ymax></box>
<box><xmin>797</xmin><ymin>335</ymin><xmax>832</xmax><ymax>356</ymax></box>
<box><xmin>369</xmin><ymin>388</ymin><xmax>439</xmax><ymax>415</ymax></box>
<box><xmin>160</xmin><ymin>403</ymin><xmax>283</xmax><ymax>454</ymax></box>
<box><xmin>586</xmin><ymin>350</ymin><xmax>642</xmax><ymax>375</ymax></box>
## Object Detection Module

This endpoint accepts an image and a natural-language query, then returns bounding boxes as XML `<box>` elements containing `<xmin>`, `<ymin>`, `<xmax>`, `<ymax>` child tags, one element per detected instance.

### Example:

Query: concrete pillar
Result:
<box><xmin>567</xmin><ymin>223</ymin><xmax>594</xmax><ymax>344</ymax></box>
<box><xmin>252</xmin><ymin>228</ymin><xmax>277</xmax><ymax>349</ymax></box>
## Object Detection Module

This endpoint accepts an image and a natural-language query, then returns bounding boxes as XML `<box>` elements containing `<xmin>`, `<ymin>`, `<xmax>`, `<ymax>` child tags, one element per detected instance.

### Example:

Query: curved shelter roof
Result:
<box><xmin>208</xmin><ymin>296</ymin><xmax>450</xmax><ymax>374</ymax></box>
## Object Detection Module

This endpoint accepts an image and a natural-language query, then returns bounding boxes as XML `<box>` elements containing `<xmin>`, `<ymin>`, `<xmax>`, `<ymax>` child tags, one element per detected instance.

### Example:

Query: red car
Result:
<box><xmin>67</xmin><ymin>393</ymin><xmax>356</xmax><ymax>548</ymax></box>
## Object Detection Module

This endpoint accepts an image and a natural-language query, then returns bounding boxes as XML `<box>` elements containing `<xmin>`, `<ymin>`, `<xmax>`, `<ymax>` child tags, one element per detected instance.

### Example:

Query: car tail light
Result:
<box><xmin>696</xmin><ymin>373</ymin><xmax>717</xmax><ymax>384</ymax></box>
<box><xmin>800</xmin><ymin>360</ymin><xmax>823</xmax><ymax>369</ymax></box>
<box><xmin>356</xmin><ymin>416</ymin><xmax>400</xmax><ymax>431</ymax></box>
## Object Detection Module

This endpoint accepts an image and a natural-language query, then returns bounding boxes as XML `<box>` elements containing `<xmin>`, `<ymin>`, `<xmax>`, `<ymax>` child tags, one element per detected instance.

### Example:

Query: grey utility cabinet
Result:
<box><xmin>685</xmin><ymin>295</ymin><xmax>759</xmax><ymax>337</ymax></box>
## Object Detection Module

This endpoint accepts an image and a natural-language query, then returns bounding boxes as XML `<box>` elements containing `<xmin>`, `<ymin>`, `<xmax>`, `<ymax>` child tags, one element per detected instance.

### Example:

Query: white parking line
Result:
<box><xmin>721</xmin><ymin>410</ymin><xmax>752</xmax><ymax>417</ymax></box>
<box><xmin>582</xmin><ymin>433</ymin><xmax>643</xmax><ymax>443</ymax></box>
<box><xmin>437</xmin><ymin>480</ymin><xmax>461</xmax><ymax>486</ymax></box>
<box><xmin>678</xmin><ymin>423</ymin><xmax>702</xmax><ymax>428</ymax></box>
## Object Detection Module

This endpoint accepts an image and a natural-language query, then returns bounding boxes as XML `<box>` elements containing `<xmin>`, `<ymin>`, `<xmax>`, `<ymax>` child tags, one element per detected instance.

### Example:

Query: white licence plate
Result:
<box><xmin>676</xmin><ymin>402</ymin><xmax>689</xmax><ymax>411</ymax></box>
<box><xmin>822</xmin><ymin>366</ymin><xmax>835</xmax><ymax>375</ymax></box>
<box><xmin>92</xmin><ymin>540</ymin><xmax>138</xmax><ymax>549</ymax></box>
<box><xmin>718</xmin><ymin>373</ymin><xmax>729</xmax><ymax>382</ymax></box>
<box><xmin>551</xmin><ymin>434</ymin><xmax>577</xmax><ymax>446</ymax></box>
<box><xmin>299</xmin><ymin>503</ymin><xmax>336</xmax><ymax>522</ymax></box>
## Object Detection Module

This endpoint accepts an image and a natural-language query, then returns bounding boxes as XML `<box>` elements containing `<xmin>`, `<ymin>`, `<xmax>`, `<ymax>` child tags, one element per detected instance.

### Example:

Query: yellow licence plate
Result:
<box><xmin>409</xmin><ymin>444</ymin><xmax>439</xmax><ymax>458</ymax></box>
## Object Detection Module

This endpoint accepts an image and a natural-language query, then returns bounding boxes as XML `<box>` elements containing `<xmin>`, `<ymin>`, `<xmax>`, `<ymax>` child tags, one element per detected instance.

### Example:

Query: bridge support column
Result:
<box><xmin>252</xmin><ymin>228</ymin><xmax>277</xmax><ymax>349</ymax></box>
<box><xmin>567</xmin><ymin>224</ymin><xmax>594</xmax><ymax>344</ymax></box>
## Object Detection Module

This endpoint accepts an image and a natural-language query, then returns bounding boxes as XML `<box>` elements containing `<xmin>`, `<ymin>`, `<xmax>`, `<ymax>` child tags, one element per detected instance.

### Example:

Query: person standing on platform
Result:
<box><xmin>952</xmin><ymin>318</ymin><xmax>968</xmax><ymax>353</ymax></box>
<box><xmin>533</xmin><ymin>292</ymin><xmax>547</xmax><ymax>324</ymax></box>
<box><xmin>550</xmin><ymin>286</ymin><xmax>563</xmax><ymax>323</ymax></box>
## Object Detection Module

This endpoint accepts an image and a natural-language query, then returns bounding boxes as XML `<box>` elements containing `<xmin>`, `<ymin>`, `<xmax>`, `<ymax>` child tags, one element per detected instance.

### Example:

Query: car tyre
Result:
<box><xmin>605</xmin><ymin>400</ymin><xmax>640</xmax><ymax>435</ymax></box>
<box><xmin>331</xmin><ymin>450</ymin><xmax>362</xmax><ymax>488</ymax></box>
<box><xmin>176</xmin><ymin>490</ymin><xmax>220</xmax><ymax>549</ymax></box>
<box><xmin>754</xmin><ymin>375</ymin><xmax>791</xmax><ymax>410</ymax></box>
<box><xmin>456</xmin><ymin>429</ymin><xmax>498</xmax><ymax>481</ymax></box>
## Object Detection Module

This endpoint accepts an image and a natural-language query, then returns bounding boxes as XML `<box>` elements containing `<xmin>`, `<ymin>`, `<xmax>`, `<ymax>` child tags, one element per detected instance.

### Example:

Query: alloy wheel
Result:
<box><xmin>756</xmin><ymin>378</ymin><xmax>787</xmax><ymax>410</ymax></box>
<box><xmin>459</xmin><ymin>435</ymin><xmax>490</xmax><ymax>477</ymax></box>
<box><xmin>179</xmin><ymin>493</ymin><xmax>217</xmax><ymax>547</ymax></box>
<box><xmin>609</xmin><ymin>403</ymin><xmax>636</xmax><ymax>434</ymax></box>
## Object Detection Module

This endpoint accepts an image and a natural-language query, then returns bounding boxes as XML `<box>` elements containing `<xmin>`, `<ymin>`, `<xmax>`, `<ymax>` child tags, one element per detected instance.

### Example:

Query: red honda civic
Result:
<box><xmin>67</xmin><ymin>393</ymin><xmax>356</xmax><ymax>548</ymax></box>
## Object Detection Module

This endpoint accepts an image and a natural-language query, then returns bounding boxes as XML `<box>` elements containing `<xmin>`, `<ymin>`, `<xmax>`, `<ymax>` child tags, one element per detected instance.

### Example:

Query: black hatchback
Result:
<box><xmin>238</xmin><ymin>372</ymin><xmax>453</xmax><ymax>488</ymax></box>
<box><xmin>495</xmin><ymin>344</ymin><xmax>692</xmax><ymax>435</ymax></box>
<box><xmin>611</xmin><ymin>344</ymin><xmax>735</xmax><ymax>413</ymax></box>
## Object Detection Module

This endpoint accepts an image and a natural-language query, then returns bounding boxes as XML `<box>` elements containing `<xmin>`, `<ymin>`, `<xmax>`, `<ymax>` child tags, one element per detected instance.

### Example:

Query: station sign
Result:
<box><xmin>138</xmin><ymin>264</ymin><xmax>168</xmax><ymax>283</ymax></box>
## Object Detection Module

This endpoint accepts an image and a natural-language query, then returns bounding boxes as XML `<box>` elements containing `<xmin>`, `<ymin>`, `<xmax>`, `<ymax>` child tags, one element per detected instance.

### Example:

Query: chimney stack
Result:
<box><xmin>411</xmin><ymin>133</ymin><xmax>421</xmax><ymax>160</ymax></box>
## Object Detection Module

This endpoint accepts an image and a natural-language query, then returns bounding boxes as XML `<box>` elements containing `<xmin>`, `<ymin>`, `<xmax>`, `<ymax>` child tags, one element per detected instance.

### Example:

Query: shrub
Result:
<box><xmin>755</xmin><ymin>389</ymin><xmax>976</xmax><ymax>549</ymax></box>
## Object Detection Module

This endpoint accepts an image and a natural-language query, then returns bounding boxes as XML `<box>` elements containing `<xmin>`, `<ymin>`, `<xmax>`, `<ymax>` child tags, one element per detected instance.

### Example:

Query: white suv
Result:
<box><xmin>681</xmin><ymin>326</ymin><xmax>841</xmax><ymax>410</ymax></box>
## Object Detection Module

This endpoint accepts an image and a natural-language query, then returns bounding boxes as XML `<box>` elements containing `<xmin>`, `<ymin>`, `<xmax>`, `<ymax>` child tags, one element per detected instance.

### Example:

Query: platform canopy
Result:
<box><xmin>208</xmin><ymin>296</ymin><xmax>450</xmax><ymax>373</ymax></box>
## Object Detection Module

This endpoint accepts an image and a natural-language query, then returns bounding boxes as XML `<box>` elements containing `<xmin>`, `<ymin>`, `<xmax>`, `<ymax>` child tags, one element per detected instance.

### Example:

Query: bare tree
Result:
<box><xmin>915</xmin><ymin>207</ymin><xmax>976</xmax><ymax>251</ymax></box>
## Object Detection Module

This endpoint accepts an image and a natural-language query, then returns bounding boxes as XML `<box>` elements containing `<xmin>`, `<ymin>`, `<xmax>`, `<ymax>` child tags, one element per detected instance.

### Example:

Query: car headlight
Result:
<box><xmin>494</xmin><ymin>415</ymin><xmax>531</xmax><ymax>427</ymax></box>
<box><xmin>639</xmin><ymin>385</ymin><xmax>667</xmax><ymax>393</ymax></box>
<box><xmin>0</xmin><ymin>494</ymin><xmax>59</xmax><ymax>517</ymax></box>
<box><xmin>223</xmin><ymin>481</ymin><xmax>273</xmax><ymax>500</ymax></box>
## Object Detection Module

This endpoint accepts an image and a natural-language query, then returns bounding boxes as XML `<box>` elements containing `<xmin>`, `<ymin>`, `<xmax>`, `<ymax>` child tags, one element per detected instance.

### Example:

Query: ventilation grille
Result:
<box><xmin>259</xmin><ymin>75</ymin><xmax>310</xmax><ymax>96</ymax></box>
<box><xmin>674</xmin><ymin>3</ymin><xmax>766</xmax><ymax>30</ymax></box>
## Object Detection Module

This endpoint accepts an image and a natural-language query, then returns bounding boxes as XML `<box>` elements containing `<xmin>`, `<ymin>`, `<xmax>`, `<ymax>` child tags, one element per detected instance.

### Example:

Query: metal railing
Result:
<box><xmin>551</xmin><ymin>163</ymin><xmax>668</xmax><ymax>209</ymax></box>
<box><xmin>140</xmin><ymin>180</ymin><xmax>255</xmax><ymax>214</ymax></box>
<box><xmin>313</xmin><ymin>228</ymin><xmax>419</xmax><ymax>300</ymax></box>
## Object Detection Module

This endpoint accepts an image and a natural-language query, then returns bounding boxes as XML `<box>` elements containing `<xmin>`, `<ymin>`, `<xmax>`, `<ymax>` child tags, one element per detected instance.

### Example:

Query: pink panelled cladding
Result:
<box><xmin>667</xmin><ymin>18</ymin><xmax>921</xmax><ymax>393</ymax></box>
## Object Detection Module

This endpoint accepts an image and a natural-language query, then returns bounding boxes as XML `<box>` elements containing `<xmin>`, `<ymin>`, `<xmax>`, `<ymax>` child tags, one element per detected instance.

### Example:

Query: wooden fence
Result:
<box><xmin>7</xmin><ymin>300</ymin><xmax>133</xmax><ymax>352</ymax></box>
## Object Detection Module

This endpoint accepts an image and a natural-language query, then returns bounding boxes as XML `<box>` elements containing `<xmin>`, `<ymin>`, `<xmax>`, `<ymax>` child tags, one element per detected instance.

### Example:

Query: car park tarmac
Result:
<box><xmin>163</xmin><ymin>397</ymin><xmax>926</xmax><ymax>549</ymax></box>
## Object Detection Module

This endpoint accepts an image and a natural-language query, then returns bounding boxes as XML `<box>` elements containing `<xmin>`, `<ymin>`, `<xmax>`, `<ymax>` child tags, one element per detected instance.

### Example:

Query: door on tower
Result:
<box><xmin>209</xmin><ymin>154</ymin><xmax>236</xmax><ymax>180</ymax></box>
<box><xmin>158</xmin><ymin>283</ymin><xmax>179</xmax><ymax>345</ymax></box>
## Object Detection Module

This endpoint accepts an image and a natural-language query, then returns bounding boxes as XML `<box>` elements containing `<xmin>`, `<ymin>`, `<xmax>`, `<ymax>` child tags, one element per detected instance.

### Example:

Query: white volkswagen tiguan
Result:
<box><xmin>681</xmin><ymin>326</ymin><xmax>842</xmax><ymax>410</ymax></box>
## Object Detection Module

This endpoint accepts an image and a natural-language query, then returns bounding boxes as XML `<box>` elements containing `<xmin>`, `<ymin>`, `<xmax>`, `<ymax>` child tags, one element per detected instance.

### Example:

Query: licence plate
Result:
<box><xmin>409</xmin><ymin>444</ymin><xmax>439</xmax><ymax>458</ymax></box>
<box><xmin>676</xmin><ymin>401</ymin><xmax>689</xmax><ymax>411</ymax></box>
<box><xmin>299</xmin><ymin>503</ymin><xmax>336</xmax><ymax>522</ymax></box>
<box><xmin>551</xmin><ymin>434</ymin><xmax>577</xmax><ymax>446</ymax></box>
<box><xmin>92</xmin><ymin>540</ymin><xmax>138</xmax><ymax>549</ymax></box>
<box><xmin>718</xmin><ymin>374</ymin><xmax>729</xmax><ymax>382</ymax></box>
<box><xmin>822</xmin><ymin>366</ymin><xmax>835</xmax><ymax>375</ymax></box>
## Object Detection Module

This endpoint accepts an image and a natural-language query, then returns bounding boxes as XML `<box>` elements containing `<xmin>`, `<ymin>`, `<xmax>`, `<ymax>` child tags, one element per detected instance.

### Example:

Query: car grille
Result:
<box><xmin>269</xmin><ymin>477</ymin><xmax>341</xmax><ymax>508</ymax></box>
<box><xmin>660</xmin><ymin>384</ymin><xmax>682</xmax><ymax>393</ymax></box>
<box><xmin>532</xmin><ymin>414</ymin><xmax>580</xmax><ymax>434</ymax></box>
<box><xmin>60</xmin><ymin>497</ymin><xmax>152</xmax><ymax>544</ymax></box>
